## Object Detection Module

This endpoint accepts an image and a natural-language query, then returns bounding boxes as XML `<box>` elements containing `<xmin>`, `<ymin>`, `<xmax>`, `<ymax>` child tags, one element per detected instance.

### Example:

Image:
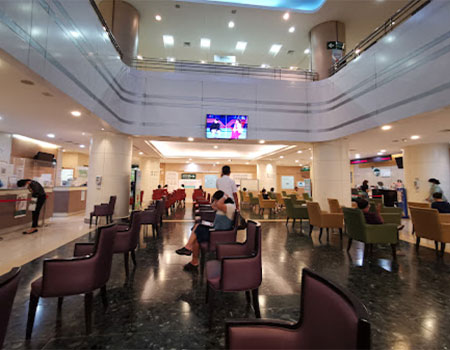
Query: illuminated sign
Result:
<box><xmin>350</xmin><ymin>155</ymin><xmax>392</xmax><ymax>164</ymax></box>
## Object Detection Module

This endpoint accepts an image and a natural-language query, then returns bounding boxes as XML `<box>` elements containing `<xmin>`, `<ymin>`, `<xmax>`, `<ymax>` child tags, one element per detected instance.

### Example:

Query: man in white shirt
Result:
<box><xmin>216</xmin><ymin>165</ymin><xmax>239</xmax><ymax>210</ymax></box>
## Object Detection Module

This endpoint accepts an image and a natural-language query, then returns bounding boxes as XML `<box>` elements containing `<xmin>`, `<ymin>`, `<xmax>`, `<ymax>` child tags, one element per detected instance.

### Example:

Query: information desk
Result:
<box><xmin>53</xmin><ymin>186</ymin><xmax>87</xmax><ymax>216</ymax></box>
<box><xmin>0</xmin><ymin>188</ymin><xmax>54</xmax><ymax>234</ymax></box>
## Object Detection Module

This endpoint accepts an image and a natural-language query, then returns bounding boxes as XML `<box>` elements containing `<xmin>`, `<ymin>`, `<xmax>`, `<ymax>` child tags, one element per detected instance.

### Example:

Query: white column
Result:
<box><xmin>55</xmin><ymin>148</ymin><xmax>63</xmax><ymax>186</ymax></box>
<box><xmin>140</xmin><ymin>157</ymin><xmax>160</xmax><ymax>206</ymax></box>
<box><xmin>311</xmin><ymin>139</ymin><xmax>351</xmax><ymax>209</ymax></box>
<box><xmin>403</xmin><ymin>143</ymin><xmax>450</xmax><ymax>202</ymax></box>
<box><xmin>85</xmin><ymin>132</ymin><xmax>132</xmax><ymax>220</ymax></box>
<box><xmin>256</xmin><ymin>161</ymin><xmax>277</xmax><ymax>191</ymax></box>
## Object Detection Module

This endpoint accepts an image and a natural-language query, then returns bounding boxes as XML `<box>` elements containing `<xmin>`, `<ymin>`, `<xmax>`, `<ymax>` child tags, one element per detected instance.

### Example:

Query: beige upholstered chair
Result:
<box><xmin>328</xmin><ymin>198</ymin><xmax>343</xmax><ymax>214</ymax></box>
<box><xmin>258</xmin><ymin>194</ymin><xmax>277</xmax><ymax>215</ymax></box>
<box><xmin>306</xmin><ymin>202</ymin><xmax>344</xmax><ymax>241</ymax></box>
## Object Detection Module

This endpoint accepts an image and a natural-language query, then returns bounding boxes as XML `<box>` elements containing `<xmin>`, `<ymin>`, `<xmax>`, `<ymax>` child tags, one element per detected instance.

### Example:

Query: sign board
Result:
<box><xmin>14</xmin><ymin>194</ymin><xmax>28</xmax><ymax>218</ymax></box>
<box><xmin>181</xmin><ymin>173</ymin><xmax>196</xmax><ymax>180</ymax></box>
<box><xmin>180</xmin><ymin>179</ymin><xmax>202</xmax><ymax>189</ymax></box>
<box><xmin>231</xmin><ymin>173</ymin><xmax>252</xmax><ymax>185</ymax></box>
<box><xmin>281</xmin><ymin>176</ymin><xmax>295</xmax><ymax>189</ymax></box>
<box><xmin>204</xmin><ymin>174</ymin><xmax>218</xmax><ymax>189</ymax></box>
<box><xmin>327</xmin><ymin>41</ymin><xmax>344</xmax><ymax>50</ymax></box>
<box><xmin>297</xmin><ymin>181</ymin><xmax>305</xmax><ymax>187</ymax></box>
<box><xmin>165</xmin><ymin>171</ymin><xmax>179</xmax><ymax>190</ymax></box>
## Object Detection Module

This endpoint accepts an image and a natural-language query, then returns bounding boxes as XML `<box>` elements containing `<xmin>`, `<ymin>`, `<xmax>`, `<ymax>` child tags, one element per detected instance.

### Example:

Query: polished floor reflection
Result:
<box><xmin>4</xmin><ymin>206</ymin><xmax>450</xmax><ymax>349</ymax></box>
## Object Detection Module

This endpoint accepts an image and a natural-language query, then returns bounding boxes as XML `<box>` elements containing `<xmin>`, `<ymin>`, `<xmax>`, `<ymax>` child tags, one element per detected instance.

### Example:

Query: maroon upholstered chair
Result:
<box><xmin>141</xmin><ymin>207</ymin><xmax>160</xmax><ymax>237</ymax></box>
<box><xmin>89</xmin><ymin>195</ymin><xmax>116</xmax><ymax>227</ymax></box>
<box><xmin>26</xmin><ymin>224</ymin><xmax>117</xmax><ymax>339</ymax></box>
<box><xmin>206</xmin><ymin>220</ymin><xmax>262</xmax><ymax>322</ymax></box>
<box><xmin>0</xmin><ymin>267</ymin><xmax>21</xmax><ymax>348</ymax></box>
<box><xmin>226</xmin><ymin>268</ymin><xmax>371</xmax><ymax>350</ymax></box>
<box><xmin>200</xmin><ymin>210</ymin><xmax>240</xmax><ymax>274</ymax></box>
<box><xmin>76</xmin><ymin>211</ymin><xmax>142</xmax><ymax>278</ymax></box>
<box><xmin>147</xmin><ymin>199</ymin><xmax>165</xmax><ymax>231</ymax></box>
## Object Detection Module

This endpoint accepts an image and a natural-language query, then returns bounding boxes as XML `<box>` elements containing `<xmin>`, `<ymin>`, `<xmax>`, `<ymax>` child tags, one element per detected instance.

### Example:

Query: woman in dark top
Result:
<box><xmin>17</xmin><ymin>179</ymin><xmax>46</xmax><ymax>234</ymax></box>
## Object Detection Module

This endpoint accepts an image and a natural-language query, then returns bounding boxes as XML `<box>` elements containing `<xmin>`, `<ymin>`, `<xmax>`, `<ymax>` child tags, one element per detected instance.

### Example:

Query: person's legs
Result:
<box><xmin>32</xmin><ymin>196</ymin><xmax>46</xmax><ymax>228</ymax></box>
<box><xmin>190</xmin><ymin>240</ymin><xmax>199</xmax><ymax>266</ymax></box>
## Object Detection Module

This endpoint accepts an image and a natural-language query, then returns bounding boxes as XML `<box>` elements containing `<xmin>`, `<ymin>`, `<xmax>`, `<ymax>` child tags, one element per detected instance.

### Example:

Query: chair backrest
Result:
<box><xmin>92</xmin><ymin>224</ymin><xmax>118</xmax><ymax>289</ymax></box>
<box><xmin>0</xmin><ymin>267</ymin><xmax>21</xmax><ymax>348</ymax></box>
<box><xmin>297</xmin><ymin>268</ymin><xmax>371</xmax><ymax>349</ymax></box>
<box><xmin>108</xmin><ymin>196</ymin><xmax>117</xmax><ymax>214</ymax></box>
<box><xmin>343</xmin><ymin>208</ymin><xmax>367</xmax><ymax>241</ymax></box>
<box><xmin>408</xmin><ymin>201</ymin><xmax>430</xmax><ymax>209</ymax></box>
<box><xmin>128</xmin><ymin>211</ymin><xmax>143</xmax><ymax>250</ymax></box>
<box><xmin>328</xmin><ymin>198</ymin><xmax>341</xmax><ymax>213</ymax></box>
<box><xmin>303</xmin><ymin>193</ymin><xmax>311</xmax><ymax>201</ymax></box>
<box><xmin>306</xmin><ymin>202</ymin><xmax>322</xmax><ymax>226</ymax></box>
<box><xmin>283</xmin><ymin>197</ymin><xmax>295</xmax><ymax>216</ymax></box>
<box><xmin>410</xmin><ymin>207</ymin><xmax>442</xmax><ymax>241</ymax></box>
<box><xmin>156</xmin><ymin>199</ymin><xmax>165</xmax><ymax>218</ymax></box>
<box><xmin>268</xmin><ymin>192</ymin><xmax>277</xmax><ymax>200</ymax></box>
<box><xmin>288</xmin><ymin>194</ymin><xmax>298</xmax><ymax>202</ymax></box>
<box><xmin>282</xmin><ymin>191</ymin><xmax>287</xmax><ymax>197</ymax></box>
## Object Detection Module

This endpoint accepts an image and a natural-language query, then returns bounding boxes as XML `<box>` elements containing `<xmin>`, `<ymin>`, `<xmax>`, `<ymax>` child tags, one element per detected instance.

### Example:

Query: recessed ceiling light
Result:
<box><xmin>299</xmin><ymin>164</ymin><xmax>303</xmax><ymax>166</ymax></box>
<box><xmin>189</xmin><ymin>158</ymin><xmax>192</xmax><ymax>161</ymax></box>
<box><xmin>137</xmin><ymin>55</ymin><xmax>143</xmax><ymax>60</ymax></box>
<box><xmin>185</xmin><ymin>161</ymin><xmax>189</xmax><ymax>163</ymax></box>
<box><xmin>380</xmin><ymin>149</ymin><xmax>386</xmax><ymax>153</ymax></box>
<box><xmin>295</xmin><ymin>160</ymin><xmax>299</xmax><ymax>163</ymax></box>
<box><xmin>71</xmin><ymin>111</ymin><xmax>81</xmax><ymax>117</ymax></box>
<box><xmin>283</xmin><ymin>12</ymin><xmax>289</xmax><ymax>20</ymax></box>
<box><xmin>163</xmin><ymin>35</ymin><xmax>174</xmax><ymax>47</ymax></box>
<box><xmin>216</xmin><ymin>161</ymin><xmax>219</xmax><ymax>164</ymax></box>
<box><xmin>101</xmin><ymin>128</ymin><xmax>105</xmax><ymax>131</ymax></box>
<box><xmin>304</xmin><ymin>48</ymin><xmax>310</xmax><ymax>54</ymax></box>
<box><xmin>288</xmin><ymin>26</ymin><xmax>295</xmax><ymax>33</ymax></box>
<box><xmin>279</xmin><ymin>156</ymin><xmax>284</xmax><ymax>159</ymax></box>
<box><xmin>200</xmin><ymin>38</ymin><xmax>211</xmax><ymax>49</ymax></box>
<box><xmin>236</xmin><ymin>41</ymin><xmax>247</xmax><ymax>52</ymax></box>
<box><xmin>155</xmin><ymin>15</ymin><xmax>162</xmax><ymax>21</ymax></box>
<box><xmin>259</xmin><ymin>140</ymin><xmax>265</xmax><ymax>144</ymax></box>
<box><xmin>381</xmin><ymin>125</ymin><xmax>392</xmax><ymax>130</ymax></box>
<box><xmin>310</xmin><ymin>156</ymin><xmax>313</xmax><ymax>160</ymax></box>
<box><xmin>188</xmin><ymin>137</ymin><xmax>194</xmax><ymax>141</ymax></box>
<box><xmin>377</xmin><ymin>152</ymin><xmax>383</xmax><ymax>155</ymax></box>
<box><xmin>70</xmin><ymin>31</ymin><xmax>80</xmax><ymax>38</ymax></box>
<box><xmin>297</xmin><ymin>150</ymin><xmax>302</xmax><ymax>153</ymax></box>
<box><xmin>355</xmin><ymin>153</ymin><xmax>361</xmax><ymax>158</ymax></box>
<box><xmin>214</xmin><ymin>145</ymin><xmax>218</xmax><ymax>149</ymax></box>
<box><xmin>410</xmin><ymin>135</ymin><xmax>420</xmax><ymax>140</ymax></box>
<box><xmin>228</xmin><ymin>21</ymin><xmax>235</xmax><ymax>28</ymax></box>
<box><xmin>245</xmin><ymin>162</ymin><xmax>249</xmax><ymax>165</ymax></box>
<box><xmin>308</xmin><ymin>148</ymin><xmax>312</xmax><ymax>151</ymax></box>
<box><xmin>269</xmin><ymin>44</ymin><xmax>282</xmax><ymax>55</ymax></box>
<box><xmin>139</xmin><ymin>151</ymin><xmax>144</xmax><ymax>155</ymax></box>
<box><xmin>289</xmin><ymin>66</ymin><xmax>297</xmax><ymax>70</ymax></box>
<box><xmin>200</xmin><ymin>60</ymin><xmax>206</xmax><ymax>64</ymax></box>
<box><xmin>261</xmin><ymin>64</ymin><xmax>269</xmax><ymax>68</ymax></box>
<box><xmin>167</xmin><ymin>57</ymin><xmax>176</xmax><ymax>62</ymax></box>
<box><xmin>62</xmin><ymin>149</ymin><xmax>66</xmax><ymax>152</ymax></box>
<box><xmin>79</xmin><ymin>144</ymin><xmax>86</xmax><ymax>148</ymax></box>
<box><xmin>47</xmin><ymin>133</ymin><xmax>55</xmax><ymax>138</ymax></box>
<box><xmin>82</xmin><ymin>132</ymin><xmax>86</xmax><ymax>136</ymax></box>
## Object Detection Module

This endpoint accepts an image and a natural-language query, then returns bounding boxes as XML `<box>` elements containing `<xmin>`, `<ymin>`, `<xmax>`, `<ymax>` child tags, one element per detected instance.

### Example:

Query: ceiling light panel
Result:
<box><xmin>200</xmin><ymin>38</ymin><xmax>211</xmax><ymax>48</ymax></box>
<box><xmin>228</xmin><ymin>21</ymin><xmax>235</xmax><ymax>28</ymax></box>
<box><xmin>163</xmin><ymin>35</ymin><xmax>174</xmax><ymax>47</ymax></box>
<box><xmin>236</xmin><ymin>41</ymin><xmax>247</xmax><ymax>52</ymax></box>
<box><xmin>269</xmin><ymin>44</ymin><xmax>282</xmax><ymax>55</ymax></box>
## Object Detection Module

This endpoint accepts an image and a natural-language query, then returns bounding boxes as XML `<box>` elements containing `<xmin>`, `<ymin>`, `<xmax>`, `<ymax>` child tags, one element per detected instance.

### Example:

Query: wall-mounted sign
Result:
<box><xmin>301</xmin><ymin>166</ymin><xmax>310</xmax><ymax>172</ymax></box>
<box><xmin>181</xmin><ymin>173</ymin><xmax>196</xmax><ymax>180</ymax></box>
<box><xmin>327</xmin><ymin>41</ymin><xmax>344</xmax><ymax>50</ymax></box>
<box><xmin>350</xmin><ymin>155</ymin><xmax>392</xmax><ymax>165</ymax></box>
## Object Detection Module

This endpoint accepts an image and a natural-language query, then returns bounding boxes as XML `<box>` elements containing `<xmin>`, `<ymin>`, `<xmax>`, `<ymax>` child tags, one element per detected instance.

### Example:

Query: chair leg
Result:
<box><xmin>131</xmin><ymin>250</ymin><xmax>137</xmax><ymax>266</ymax></box>
<box><xmin>200</xmin><ymin>250</ymin><xmax>206</xmax><ymax>275</ymax></box>
<box><xmin>57</xmin><ymin>297</ymin><xmax>63</xmax><ymax>311</ymax></box>
<box><xmin>89</xmin><ymin>214</ymin><xmax>93</xmax><ymax>227</ymax></box>
<box><xmin>319</xmin><ymin>228</ymin><xmax>323</xmax><ymax>241</ymax></box>
<box><xmin>326</xmin><ymin>228</ymin><xmax>330</xmax><ymax>241</ymax></box>
<box><xmin>95</xmin><ymin>216</ymin><xmax>98</xmax><ymax>226</ymax></box>
<box><xmin>26</xmin><ymin>293</ymin><xmax>39</xmax><ymax>340</ymax></box>
<box><xmin>101</xmin><ymin>285</ymin><xmax>108</xmax><ymax>310</ymax></box>
<box><xmin>245</xmin><ymin>291</ymin><xmax>251</xmax><ymax>304</ymax></box>
<box><xmin>434</xmin><ymin>241</ymin><xmax>440</xmax><ymax>255</ymax></box>
<box><xmin>124</xmin><ymin>252</ymin><xmax>130</xmax><ymax>277</ymax></box>
<box><xmin>286</xmin><ymin>217</ymin><xmax>289</xmax><ymax>226</ymax></box>
<box><xmin>84</xmin><ymin>292</ymin><xmax>93</xmax><ymax>334</ymax></box>
<box><xmin>292</xmin><ymin>218</ymin><xmax>296</xmax><ymax>227</ymax></box>
<box><xmin>416</xmin><ymin>237</ymin><xmax>421</xmax><ymax>252</ymax></box>
<box><xmin>207</xmin><ymin>285</ymin><xmax>215</xmax><ymax>326</ymax></box>
<box><xmin>441</xmin><ymin>243</ymin><xmax>446</xmax><ymax>256</ymax></box>
<box><xmin>251</xmin><ymin>288</ymin><xmax>261</xmax><ymax>318</ymax></box>
<box><xmin>339</xmin><ymin>228</ymin><xmax>343</xmax><ymax>240</ymax></box>
<box><xmin>347</xmin><ymin>238</ymin><xmax>353</xmax><ymax>252</ymax></box>
<box><xmin>309</xmin><ymin>225</ymin><xmax>313</xmax><ymax>236</ymax></box>
<box><xmin>391</xmin><ymin>244</ymin><xmax>397</xmax><ymax>261</ymax></box>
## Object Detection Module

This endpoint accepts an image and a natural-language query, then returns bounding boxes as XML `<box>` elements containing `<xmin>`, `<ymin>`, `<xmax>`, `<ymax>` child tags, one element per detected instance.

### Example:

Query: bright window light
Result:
<box><xmin>236</xmin><ymin>41</ymin><xmax>247</xmax><ymax>52</ymax></box>
<box><xmin>200</xmin><ymin>38</ymin><xmax>211</xmax><ymax>48</ymax></box>
<box><xmin>269</xmin><ymin>44</ymin><xmax>282</xmax><ymax>55</ymax></box>
<box><xmin>163</xmin><ymin>35</ymin><xmax>174</xmax><ymax>47</ymax></box>
<box><xmin>13</xmin><ymin>134</ymin><xmax>59</xmax><ymax>149</ymax></box>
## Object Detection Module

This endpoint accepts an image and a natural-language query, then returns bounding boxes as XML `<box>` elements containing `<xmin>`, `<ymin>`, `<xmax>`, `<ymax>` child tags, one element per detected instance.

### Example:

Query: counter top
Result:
<box><xmin>0</xmin><ymin>187</ymin><xmax>53</xmax><ymax>195</ymax></box>
<box><xmin>53</xmin><ymin>186</ymin><xmax>87</xmax><ymax>192</ymax></box>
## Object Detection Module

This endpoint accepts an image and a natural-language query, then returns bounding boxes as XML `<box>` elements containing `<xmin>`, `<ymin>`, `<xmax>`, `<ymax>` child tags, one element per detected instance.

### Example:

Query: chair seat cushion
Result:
<box><xmin>206</xmin><ymin>260</ymin><xmax>221</xmax><ymax>290</ymax></box>
<box><xmin>117</xmin><ymin>224</ymin><xmax>129</xmax><ymax>231</ymax></box>
<box><xmin>31</xmin><ymin>277</ymin><xmax>43</xmax><ymax>296</ymax></box>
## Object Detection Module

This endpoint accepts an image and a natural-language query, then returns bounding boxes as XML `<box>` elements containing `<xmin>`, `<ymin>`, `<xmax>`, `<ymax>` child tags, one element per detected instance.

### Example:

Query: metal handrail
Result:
<box><xmin>329</xmin><ymin>0</ymin><xmax>431</xmax><ymax>76</ymax></box>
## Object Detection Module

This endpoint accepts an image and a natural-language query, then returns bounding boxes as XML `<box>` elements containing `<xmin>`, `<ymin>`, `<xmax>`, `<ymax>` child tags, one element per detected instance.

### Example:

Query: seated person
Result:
<box><xmin>431</xmin><ymin>192</ymin><xmax>450</xmax><ymax>213</ymax></box>
<box><xmin>356</xmin><ymin>199</ymin><xmax>384</xmax><ymax>224</ymax></box>
<box><xmin>261</xmin><ymin>188</ymin><xmax>269</xmax><ymax>200</ymax></box>
<box><xmin>175</xmin><ymin>190</ymin><xmax>236</xmax><ymax>271</ymax></box>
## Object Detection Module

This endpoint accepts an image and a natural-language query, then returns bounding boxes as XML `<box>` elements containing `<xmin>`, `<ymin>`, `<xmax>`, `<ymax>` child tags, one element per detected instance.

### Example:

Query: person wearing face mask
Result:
<box><xmin>175</xmin><ymin>190</ymin><xmax>236</xmax><ymax>271</ymax></box>
<box><xmin>427</xmin><ymin>178</ymin><xmax>446</xmax><ymax>202</ymax></box>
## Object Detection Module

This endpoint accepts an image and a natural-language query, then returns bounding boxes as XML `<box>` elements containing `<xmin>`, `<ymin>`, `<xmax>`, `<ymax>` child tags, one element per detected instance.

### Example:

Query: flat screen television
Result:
<box><xmin>206</xmin><ymin>114</ymin><xmax>248</xmax><ymax>140</ymax></box>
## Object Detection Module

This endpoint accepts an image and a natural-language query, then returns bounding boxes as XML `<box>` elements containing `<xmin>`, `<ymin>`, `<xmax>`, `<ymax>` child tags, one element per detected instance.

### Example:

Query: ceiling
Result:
<box><xmin>122</xmin><ymin>0</ymin><xmax>407</xmax><ymax>69</ymax></box>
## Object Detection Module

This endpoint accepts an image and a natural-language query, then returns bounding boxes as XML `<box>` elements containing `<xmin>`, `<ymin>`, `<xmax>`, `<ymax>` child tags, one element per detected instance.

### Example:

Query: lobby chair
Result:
<box><xmin>141</xmin><ymin>208</ymin><xmax>160</xmax><ymax>237</ymax></box>
<box><xmin>281</xmin><ymin>191</ymin><xmax>288</xmax><ymax>197</ymax></box>
<box><xmin>248</xmin><ymin>192</ymin><xmax>259</xmax><ymax>211</ymax></box>
<box><xmin>275</xmin><ymin>193</ymin><xmax>285</xmax><ymax>211</ymax></box>
<box><xmin>26</xmin><ymin>224</ymin><xmax>117</xmax><ymax>339</ymax></box>
<box><xmin>343</xmin><ymin>208</ymin><xmax>398</xmax><ymax>260</ymax></box>
<box><xmin>410</xmin><ymin>207</ymin><xmax>450</xmax><ymax>256</ymax></box>
<box><xmin>268</xmin><ymin>192</ymin><xmax>277</xmax><ymax>200</ymax></box>
<box><xmin>328</xmin><ymin>198</ymin><xmax>343</xmax><ymax>214</ymax></box>
<box><xmin>284</xmin><ymin>198</ymin><xmax>308</xmax><ymax>228</ymax></box>
<box><xmin>408</xmin><ymin>202</ymin><xmax>430</xmax><ymax>235</ymax></box>
<box><xmin>206</xmin><ymin>221</ymin><xmax>262</xmax><ymax>323</ymax></box>
<box><xmin>0</xmin><ymin>267</ymin><xmax>21</xmax><ymax>349</ymax></box>
<box><xmin>369</xmin><ymin>200</ymin><xmax>402</xmax><ymax>225</ymax></box>
<box><xmin>89</xmin><ymin>195</ymin><xmax>116</xmax><ymax>227</ymax></box>
<box><xmin>200</xmin><ymin>210</ymin><xmax>240</xmax><ymax>274</ymax></box>
<box><xmin>258</xmin><ymin>194</ymin><xmax>276</xmax><ymax>215</ymax></box>
<box><xmin>307</xmin><ymin>202</ymin><xmax>343</xmax><ymax>241</ymax></box>
<box><xmin>303</xmin><ymin>193</ymin><xmax>312</xmax><ymax>201</ymax></box>
<box><xmin>226</xmin><ymin>268</ymin><xmax>371</xmax><ymax>350</ymax></box>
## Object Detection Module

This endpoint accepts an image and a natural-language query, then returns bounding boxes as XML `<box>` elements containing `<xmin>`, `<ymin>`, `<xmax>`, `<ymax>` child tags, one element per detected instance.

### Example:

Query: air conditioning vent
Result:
<box><xmin>440</xmin><ymin>129</ymin><xmax>450</xmax><ymax>132</ymax></box>
<box><xmin>287</xmin><ymin>50</ymin><xmax>295</xmax><ymax>55</ymax></box>
<box><xmin>184</xmin><ymin>42</ymin><xmax>191</xmax><ymax>47</ymax></box>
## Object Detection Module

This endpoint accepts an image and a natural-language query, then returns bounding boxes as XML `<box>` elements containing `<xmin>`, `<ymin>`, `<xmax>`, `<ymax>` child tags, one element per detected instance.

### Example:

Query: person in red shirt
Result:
<box><xmin>356</xmin><ymin>199</ymin><xmax>384</xmax><ymax>224</ymax></box>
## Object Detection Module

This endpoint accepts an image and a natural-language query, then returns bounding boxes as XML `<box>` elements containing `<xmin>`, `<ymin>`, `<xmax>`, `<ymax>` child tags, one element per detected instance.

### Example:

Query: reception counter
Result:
<box><xmin>53</xmin><ymin>186</ymin><xmax>87</xmax><ymax>216</ymax></box>
<box><xmin>0</xmin><ymin>188</ymin><xmax>54</xmax><ymax>234</ymax></box>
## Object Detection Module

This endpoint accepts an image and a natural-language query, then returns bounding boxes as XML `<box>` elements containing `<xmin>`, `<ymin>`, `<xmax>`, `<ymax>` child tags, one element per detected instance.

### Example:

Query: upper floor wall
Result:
<box><xmin>0</xmin><ymin>0</ymin><xmax>449</xmax><ymax>142</ymax></box>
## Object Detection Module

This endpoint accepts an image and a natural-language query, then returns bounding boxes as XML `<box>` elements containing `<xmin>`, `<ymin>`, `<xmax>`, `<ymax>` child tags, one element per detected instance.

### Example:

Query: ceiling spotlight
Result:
<box><xmin>71</xmin><ymin>110</ymin><xmax>81</xmax><ymax>117</ymax></box>
<box><xmin>47</xmin><ymin>133</ymin><xmax>55</xmax><ymax>138</ymax></box>
<box><xmin>155</xmin><ymin>15</ymin><xmax>162</xmax><ymax>21</ymax></box>
<box><xmin>228</xmin><ymin>21</ymin><xmax>235</xmax><ymax>28</ymax></box>
<box><xmin>101</xmin><ymin>128</ymin><xmax>105</xmax><ymax>131</ymax></box>
<box><xmin>289</xmin><ymin>66</ymin><xmax>297</xmax><ymax>70</ymax></box>
<box><xmin>283</xmin><ymin>12</ymin><xmax>289</xmax><ymax>20</ymax></box>
<box><xmin>137</xmin><ymin>55</ymin><xmax>143</xmax><ymax>60</ymax></box>
<box><xmin>200</xmin><ymin>60</ymin><xmax>206</xmax><ymax>64</ymax></box>
<box><xmin>297</xmin><ymin>150</ymin><xmax>302</xmax><ymax>153</ymax></box>
<box><xmin>200</xmin><ymin>38</ymin><xmax>211</xmax><ymax>49</ymax></box>
<box><xmin>163</xmin><ymin>35</ymin><xmax>174</xmax><ymax>47</ymax></box>
<box><xmin>295</xmin><ymin>160</ymin><xmax>299</xmax><ymax>163</ymax></box>
<box><xmin>185</xmin><ymin>161</ymin><xmax>189</xmax><ymax>163</ymax></box>
<box><xmin>188</xmin><ymin>137</ymin><xmax>194</xmax><ymax>141</ymax></box>
<box><xmin>299</xmin><ymin>164</ymin><xmax>303</xmax><ymax>166</ymax></box>
<box><xmin>236</xmin><ymin>41</ymin><xmax>247</xmax><ymax>52</ymax></box>
<box><xmin>261</xmin><ymin>63</ymin><xmax>269</xmax><ymax>68</ymax></box>
<box><xmin>0</xmin><ymin>116</ymin><xmax>3</xmax><ymax>120</ymax></box>
<box><xmin>79</xmin><ymin>144</ymin><xmax>86</xmax><ymax>148</ymax></box>
<box><xmin>381</xmin><ymin>125</ymin><xmax>392</xmax><ymax>130</ymax></box>
<box><xmin>377</xmin><ymin>152</ymin><xmax>383</xmax><ymax>155</ymax></box>
<box><xmin>304</xmin><ymin>48</ymin><xmax>310</xmax><ymax>54</ymax></box>
<box><xmin>355</xmin><ymin>153</ymin><xmax>361</xmax><ymax>158</ymax></box>
<box><xmin>259</xmin><ymin>140</ymin><xmax>265</xmax><ymax>144</ymax></box>
<box><xmin>167</xmin><ymin>57</ymin><xmax>176</xmax><ymax>62</ymax></box>
<box><xmin>380</xmin><ymin>149</ymin><xmax>386</xmax><ymax>153</ymax></box>
<box><xmin>279</xmin><ymin>156</ymin><xmax>284</xmax><ymax>159</ymax></box>
<box><xmin>288</xmin><ymin>26</ymin><xmax>295</xmax><ymax>33</ymax></box>
<box><xmin>82</xmin><ymin>132</ymin><xmax>86</xmax><ymax>136</ymax></box>
<box><xmin>410</xmin><ymin>135</ymin><xmax>420</xmax><ymax>140</ymax></box>
<box><xmin>245</xmin><ymin>162</ymin><xmax>249</xmax><ymax>165</ymax></box>
<box><xmin>269</xmin><ymin>44</ymin><xmax>282</xmax><ymax>55</ymax></box>
<box><xmin>139</xmin><ymin>151</ymin><xmax>144</xmax><ymax>155</ymax></box>
<box><xmin>214</xmin><ymin>145</ymin><xmax>218</xmax><ymax>149</ymax></box>
<box><xmin>216</xmin><ymin>161</ymin><xmax>219</xmax><ymax>164</ymax></box>
<box><xmin>62</xmin><ymin>149</ymin><xmax>66</xmax><ymax>152</ymax></box>
<box><xmin>310</xmin><ymin>156</ymin><xmax>313</xmax><ymax>160</ymax></box>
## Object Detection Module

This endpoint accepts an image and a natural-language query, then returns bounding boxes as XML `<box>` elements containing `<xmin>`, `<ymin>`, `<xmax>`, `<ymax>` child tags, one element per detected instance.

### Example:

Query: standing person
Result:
<box><xmin>360</xmin><ymin>180</ymin><xmax>369</xmax><ymax>198</ymax></box>
<box><xmin>216</xmin><ymin>165</ymin><xmax>239</xmax><ymax>210</ymax></box>
<box><xmin>427</xmin><ymin>178</ymin><xmax>446</xmax><ymax>202</ymax></box>
<box><xmin>17</xmin><ymin>179</ymin><xmax>46</xmax><ymax>234</ymax></box>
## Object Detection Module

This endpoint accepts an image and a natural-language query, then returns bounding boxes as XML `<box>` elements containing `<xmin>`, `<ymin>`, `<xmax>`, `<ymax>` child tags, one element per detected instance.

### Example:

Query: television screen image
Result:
<box><xmin>206</xmin><ymin>114</ymin><xmax>248</xmax><ymax>139</ymax></box>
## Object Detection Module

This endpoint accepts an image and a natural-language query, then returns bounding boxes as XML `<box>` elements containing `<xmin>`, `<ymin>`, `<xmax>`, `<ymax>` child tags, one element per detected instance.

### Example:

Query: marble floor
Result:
<box><xmin>3</xmin><ymin>205</ymin><xmax>450</xmax><ymax>349</ymax></box>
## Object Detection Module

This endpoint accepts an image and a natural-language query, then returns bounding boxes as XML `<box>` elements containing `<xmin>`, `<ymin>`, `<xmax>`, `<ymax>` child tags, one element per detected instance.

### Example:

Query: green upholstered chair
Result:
<box><xmin>283</xmin><ymin>198</ymin><xmax>309</xmax><ymax>227</ymax></box>
<box><xmin>302</xmin><ymin>193</ymin><xmax>312</xmax><ymax>201</ymax></box>
<box><xmin>282</xmin><ymin>191</ymin><xmax>288</xmax><ymax>197</ymax></box>
<box><xmin>369</xmin><ymin>201</ymin><xmax>403</xmax><ymax>225</ymax></box>
<box><xmin>248</xmin><ymin>192</ymin><xmax>259</xmax><ymax>209</ymax></box>
<box><xmin>268</xmin><ymin>192</ymin><xmax>277</xmax><ymax>200</ymax></box>
<box><xmin>343</xmin><ymin>207</ymin><xmax>398</xmax><ymax>260</ymax></box>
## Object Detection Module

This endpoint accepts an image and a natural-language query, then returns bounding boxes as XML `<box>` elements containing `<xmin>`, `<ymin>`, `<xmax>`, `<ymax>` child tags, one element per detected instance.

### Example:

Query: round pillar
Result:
<box><xmin>140</xmin><ymin>157</ymin><xmax>161</xmax><ymax>206</ymax></box>
<box><xmin>98</xmin><ymin>0</ymin><xmax>140</xmax><ymax>63</ymax></box>
<box><xmin>403</xmin><ymin>143</ymin><xmax>450</xmax><ymax>202</ymax></box>
<box><xmin>311</xmin><ymin>139</ymin><xmax>351</xmax><ymax>209</ymax></box>
<box><xmin>85</xmin><ymin>132</ymin><xmax>132</xmax><ymax>220</ymax></box>
<box><xmin>257</xmin><ymin>161</ymin><xmax>277</xmax><ymax>191</ymax></box>
<box><xmin>310</xmin><ymin>21</ymin><xmax>345</xmax><ymax>80</ymax></box>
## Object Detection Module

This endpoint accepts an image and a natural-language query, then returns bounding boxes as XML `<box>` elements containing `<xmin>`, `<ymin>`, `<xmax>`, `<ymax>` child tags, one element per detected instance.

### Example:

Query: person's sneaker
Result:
<box><xmin>175</xmin><ymin>247</ymin><xmax>192</xmax><ymax>256</ymax></box>
<box><xmin>183</xmin><ymin>262</ymin><xmax>199</xmax><ymax>271</ymax></box>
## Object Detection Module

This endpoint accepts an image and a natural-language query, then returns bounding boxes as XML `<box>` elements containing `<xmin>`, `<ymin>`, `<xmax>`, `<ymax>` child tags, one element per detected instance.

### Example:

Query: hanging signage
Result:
<box><xmin>327</xmin><ymin>41</ymin><xmax>344</xmax><ymax>50</ymax></box>
<box><xmin>181</xmin><ymin>173</ymin><xmax>196</xmax><ymax>180</ymax></box>
<box><xmin>350</xmin><ymin>155</ymin><xmax>392</xmax><ymax>165</ymax></box>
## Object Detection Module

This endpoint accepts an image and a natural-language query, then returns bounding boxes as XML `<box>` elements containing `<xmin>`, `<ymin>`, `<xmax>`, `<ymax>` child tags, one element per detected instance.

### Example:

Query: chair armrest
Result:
<box><xmin>365</xmin><ymin>223</ymin><xmax>398</xmax><ymax>244</ymax></box>
<box><xmin>440</xmin><ymin>214</ymin><xmax>450</xmax><ymax>224</ymax></box>
<box><xmin>381</xmin><ymin>213</ymin><xmax>402</xmax><ymax>225</ymax></box>
<box><xmin>221</xmin><ymin>256</ymin><xmax>261</xmax><ymax>291</ymax></box>
<box><xmin>73</xmin><ymin>243</ymin><xmax>95</xmax><ymax>257</ymax></box>
<box><xmin>321</xmin><ymin>213</ymin><xmax>344</xmax><ymax>227</ymax></box>
<box><xmin>209</xmin><ymin>230</ymin><xmax>237</xmax><ymax>251</ymax></box>
<box><xmin>216</xmin><ymin>243</ymin><xmax>249</xmax><ymax>259</ymax></box>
